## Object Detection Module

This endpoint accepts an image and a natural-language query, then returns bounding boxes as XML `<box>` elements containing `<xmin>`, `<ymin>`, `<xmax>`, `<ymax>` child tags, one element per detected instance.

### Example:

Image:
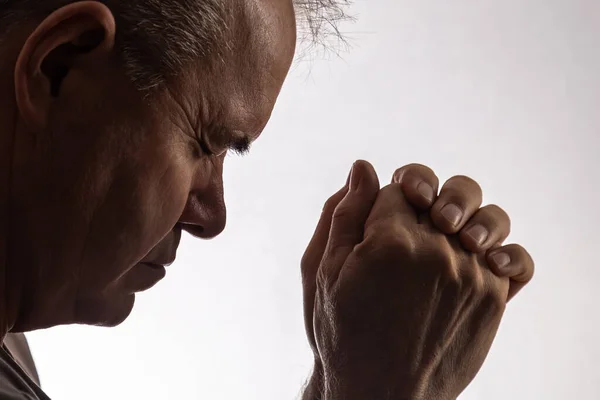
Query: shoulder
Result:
<box><xmin>0</xmin><ymin>338</ymin><xmax>48</xmax><ymax>399</ymax></box>
<box><xmin>3</xmin><ymin>334</ymin><xmax>40</xmax><ymax>385</ymax></box>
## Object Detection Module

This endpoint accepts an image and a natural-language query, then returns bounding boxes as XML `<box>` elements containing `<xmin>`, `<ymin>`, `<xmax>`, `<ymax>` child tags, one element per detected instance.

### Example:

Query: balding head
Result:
<box><xmin>0</xmin><ymin>0</ymin><xmax>352</xmax><ymax>91</ymax></box>
<box><xmin>0</xmin><ymin>0</ymin><xmax>313</xmax><ymax>334</ymax></box>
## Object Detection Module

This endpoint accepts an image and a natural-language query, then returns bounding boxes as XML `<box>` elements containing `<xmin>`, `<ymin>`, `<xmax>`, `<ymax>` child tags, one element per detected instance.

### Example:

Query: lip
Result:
<box><xmin>138</xmin><ymin>228</ymin><xmax>181</xmax><ymax>268</ymax></box>
<box><xmin>141</xmin><ymin>262</ymin><xmax>169</xmax><ymax>270</ymax></box>
<box><xmin>156</xmin><ymin>258</ymin><xmax>176</xmax><ymax>267</ymax></box>
<box><xmin>127</xmin><ymin>263</ymin><xmax>167</xmax><ymax>293</ymax></box>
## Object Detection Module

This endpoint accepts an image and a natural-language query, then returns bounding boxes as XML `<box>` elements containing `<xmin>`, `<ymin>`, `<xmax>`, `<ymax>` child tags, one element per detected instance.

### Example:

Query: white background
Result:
<box><xmin>27</xmin><ymin>0</ymin><xmax>600</xmax><ymax>399</ymax></box>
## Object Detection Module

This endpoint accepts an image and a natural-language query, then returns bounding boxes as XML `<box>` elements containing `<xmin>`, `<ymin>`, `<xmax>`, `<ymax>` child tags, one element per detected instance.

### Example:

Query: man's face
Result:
<box><xmin>8</xmin><ymin>0</ymin><xmax>296</xmax><ymax>330</ymax></box>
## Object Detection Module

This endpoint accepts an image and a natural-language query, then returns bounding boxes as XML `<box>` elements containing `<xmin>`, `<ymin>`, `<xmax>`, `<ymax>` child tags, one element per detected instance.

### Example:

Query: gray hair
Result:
<box><xmin>0</xmin><ymin>0</ymin><xmax>352</xmax><ymax>91</ymax></box>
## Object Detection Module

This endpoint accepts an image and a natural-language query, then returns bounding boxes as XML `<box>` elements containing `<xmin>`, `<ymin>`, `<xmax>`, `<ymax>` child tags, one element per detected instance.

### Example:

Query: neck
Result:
<box><xmin>0</xmin><ymin>50</ymin><xmax>20</xmax><ymax>342</ymax></box>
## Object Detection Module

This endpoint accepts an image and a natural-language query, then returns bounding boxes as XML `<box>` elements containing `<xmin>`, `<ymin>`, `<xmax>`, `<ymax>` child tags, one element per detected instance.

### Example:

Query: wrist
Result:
<box><xmin>323</xmin><ymin>380</ymin><xmax>456</xmax><ymax>400</ymax></box>
<box><xmin>321</xmin><ymin>369</ymin><xmax>428</xmax><ymax>400</ymax></box>
<box><xmin>313</xmin><ymin>359</ymin><xmax>457</xmax><ymax>400</ymax></box>
<box><xmin>320</xmin><ymin>361</ymin><xmax>407</xmax><ymax>400</ymax></box>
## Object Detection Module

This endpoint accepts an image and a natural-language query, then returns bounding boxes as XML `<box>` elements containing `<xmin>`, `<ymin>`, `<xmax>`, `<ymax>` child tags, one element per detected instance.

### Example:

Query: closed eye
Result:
<box><xmin>228</xmin><ymin>136</ymin><xmax>252</xmax><ymax>156</ymax></box>
<box><xmin>201</xmin><ymin>125</ymin><xmax>254</xmax><ymax>157</ymax></box>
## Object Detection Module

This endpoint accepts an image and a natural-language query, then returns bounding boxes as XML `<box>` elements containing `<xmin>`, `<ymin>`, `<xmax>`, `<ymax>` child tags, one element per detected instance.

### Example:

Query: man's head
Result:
<box><xmin>0</xmin><ymin>0</ymin><xmax>348</xmax><ymax>333</ymax></box>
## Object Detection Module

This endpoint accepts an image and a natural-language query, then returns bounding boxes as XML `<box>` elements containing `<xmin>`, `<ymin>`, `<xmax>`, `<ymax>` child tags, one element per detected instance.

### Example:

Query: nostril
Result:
<box><xmin>181</xmin><ymin>223</ymin><xmax>205</xmax><ymax>239</ymax></box>
<box><xmin>179</xmin><ymin>192</ymin><xmax>226</xmax><ymax>239</ymax></box>
<box><xmin>180</xmin><ymin>222</ymin><xmax>225</xmax><ymax>240</ymax></box>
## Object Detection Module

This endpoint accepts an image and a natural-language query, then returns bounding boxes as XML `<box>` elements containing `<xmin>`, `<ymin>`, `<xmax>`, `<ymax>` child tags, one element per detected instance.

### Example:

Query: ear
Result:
<box><xmin>14</xmin><ymin>1</ymin><xmax>116</xmax><ymax>132</ymax></box>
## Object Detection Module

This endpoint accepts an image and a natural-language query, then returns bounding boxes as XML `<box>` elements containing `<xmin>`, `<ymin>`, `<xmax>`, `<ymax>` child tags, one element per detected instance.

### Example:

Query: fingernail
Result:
<box><xmin>440</xmin><ymin>203</ymin><xmax>463</xmax><ymax>227</ymax></box>
<box><xmin>417</xmin><ymin>181</ymin><xmax>434</xmax><ymax>203</ymax></box>
<box><xmin>491</xmin><ymin>252</ymin><xmax>511</xmax><ymax>269</ymax></box>
<box><xmin>350</xmin><ymin>163</ymin><xmax>361</xmax><ymax>191</ymax></box>
<box><xmin>465</xmin><ymin>224</ymin><xmax>488</xmax><ymax>246</ymax></box>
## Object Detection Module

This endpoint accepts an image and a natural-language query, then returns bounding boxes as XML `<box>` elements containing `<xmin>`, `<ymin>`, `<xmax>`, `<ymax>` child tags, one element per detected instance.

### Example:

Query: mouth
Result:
<box><xmin>138</xmin><ymin>227</ymin><xmax>181</xmax><ymax>268</ymax></box>
<box><xmin>125</xmin><ymin>262</ymin><xmax>167</xmax><ymax>293</ymax></box>
<box><xmin>128</xmin><ymin>227</ymin><xmax>181</xmax><ymax>292</ymax></box>
<box><xmin>141</xmin><ymin>262</ymin><xmax>168</xmax><ymax>271</ymax></box>
<box><xmin>141</xmin><ymin>260</ymin><xmax>173</xmax><ymax>269</ymax></box>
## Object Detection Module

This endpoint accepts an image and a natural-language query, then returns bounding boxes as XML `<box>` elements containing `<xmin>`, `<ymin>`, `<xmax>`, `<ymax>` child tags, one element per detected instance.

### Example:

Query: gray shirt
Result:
<box><xmin>0</xmin><ymin>343</ymin><xmax>49</xmax><ymax>399</ymax></box>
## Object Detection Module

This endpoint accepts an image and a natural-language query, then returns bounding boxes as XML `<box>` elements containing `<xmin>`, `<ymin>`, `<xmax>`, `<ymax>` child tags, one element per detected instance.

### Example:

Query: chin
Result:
<box><xmin>75</xmin><ymin>293</ymin><xmax>136</xmax><ymax>327</ymax></box>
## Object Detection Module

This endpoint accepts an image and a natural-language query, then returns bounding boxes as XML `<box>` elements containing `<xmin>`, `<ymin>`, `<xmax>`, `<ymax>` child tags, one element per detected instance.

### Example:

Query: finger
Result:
<box><xmin>458</xmin><ymin>204</ymin><xmax>511</xmax><ymax>253</ymax></box>
<box><xmin>300</xmin><ymin>179</ymin><xmax>350</xmax><ymax>353</ymax></box>
<box><xmin>364</xmin><ymin>183</ymin><xmax>418</xmax><ymax>235</ymax></box>
<box><xmin>431</xmin><ymin>175</ymin><xmax>483</xmax><ymax>234</ymax></box>
<box><xmin>301</xmin><ymin>183</ymin><xmax>350</xmax><ymax>287</ymax></box>
<box><xmin>322</xmin><ymin>160</ymin><xmax>380</xmax><ymax>283</ymax></box>
<box><xmin>392</xmin><ymin>163</ymin><xmax>440</xmax><ymax>211</ymax></box>
<box><xmin>487</xmin><ymin>244</ymin><xmax>535</xmax><ymax>302</ymax></box>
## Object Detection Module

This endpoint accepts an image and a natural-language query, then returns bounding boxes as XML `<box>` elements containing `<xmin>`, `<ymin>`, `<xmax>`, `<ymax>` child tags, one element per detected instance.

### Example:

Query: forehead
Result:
<box><xmin>180</xmin><ymin>0</ymin><xmax>296</xmax><ymax>137</ymax></box>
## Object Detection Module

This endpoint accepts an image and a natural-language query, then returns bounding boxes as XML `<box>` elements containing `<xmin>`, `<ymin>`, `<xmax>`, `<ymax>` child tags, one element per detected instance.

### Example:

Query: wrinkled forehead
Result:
<box><xmin>170</xmin><ymin>0</ymin><xmax>296</xmax><ymax>136</ymax></box>
<box><xmin>242</xmin><ymin>0</ymin><xmax>297</xmax><ymax>65</ymax></box>
<box><xmin>213</xmin><ymin>0</ymin><xmax>296</xmax><ymax>131</ymax></box>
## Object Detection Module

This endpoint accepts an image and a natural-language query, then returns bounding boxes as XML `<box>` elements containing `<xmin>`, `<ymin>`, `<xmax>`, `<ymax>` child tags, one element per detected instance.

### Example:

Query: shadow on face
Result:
<box><xmin>5</xmin><ymin>0</ymin><xmax>296</xmax><ymax>331</ymax></box>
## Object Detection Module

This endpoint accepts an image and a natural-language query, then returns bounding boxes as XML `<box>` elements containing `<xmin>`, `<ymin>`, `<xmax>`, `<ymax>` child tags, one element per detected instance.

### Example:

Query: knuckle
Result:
<box><xmin>458</xmin><ymin>228</ymin><xmax>484</xmax><ymax>252</ymax></box>
<box><xmin>378</xmin><ymin>232</ymin><xmax>414</xmax><ymax>255</ymax></box>
<box><xmin>323</xmin><ymin>194</ymin><xmax>342</xmax><ymax>214</ymax></box>
<box><xmin>417</xmin><ymin>241</ymin><xmax>460</xmax><ymax>281</ymax></box>
<box><xmin>513</xmin><ymin>243</ymin><xmax>529</xmax><ymax>258</ymax></box>
<box><xmin>503</xmin><ymin>242</ymin><xmax>520</xmax><ymax>258</ymax></box>
<box><xmin>394</xmin><ymin>163</ymin><xmax>437</xmax><ymax>182</ymax></box>
<box><xmin>486</xmin><ymin>204</ymin><xmax>511</xmax><ymax>226</ymax></box>
<box><xmin>471</xmin><ymin>268</ymin><xmax>487</xmax><ymax>295</ymax></box>
<box><xmin>362</xmin><ymin>222</ymin><xmax>415</xmax><ymax>257</ymax></box>
<box><xmin>461</xmin><ymin>261</ymin><xmax>486</xmax><ymax>295</ymax></box>
<box><xmin>511</xmin><ymin>243</ymin><xmax>535</xmax><ymax>279</ymax></box>
<box><xmin>300</xmin><ymin>252</ymin><xmax>315</xmax><ymax>275</ymax></box>
<box><xmin>465</xmin><ymin>267</ymin><xmax>506</xmax><ymax>311</ymax></box>
<box><xmin>331</xmin><ymin>202</ymin><xmax>354</xmax><ymax>222</ymax></box>
<box><xmin>300</xmin><ymin>254</ymin><xmax>309</xmax><ymax>272</ymax></box>
<box><xmin>452</xmin><ymin>174</ymin><xmax>480</xmax><ymax>188</ymax></box>
<box><xmin>445</xmin><ymin>175</ymin><xmax>483</xmax><ymax>197</ymax></box>
<box><xmin>524</xmin><ymin>252</ymin><xmax>535</xmax><ymax>277</ymax></box>
<box><xmin>505</xmin><ymin>242</ymin><xmax>522</xmax><ymax>254</ymax></box>
<box><xmin>483</xmin><ymin>282</ymin><xmax>508</xmax><ymax>313</ymax></box>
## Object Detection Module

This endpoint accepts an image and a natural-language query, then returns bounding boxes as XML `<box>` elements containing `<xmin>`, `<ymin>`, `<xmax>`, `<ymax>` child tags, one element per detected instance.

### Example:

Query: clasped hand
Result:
<box><xmin>301</xmin><ymin>161</ymin><xmax>534</xmax><ymax>400</ymax></box>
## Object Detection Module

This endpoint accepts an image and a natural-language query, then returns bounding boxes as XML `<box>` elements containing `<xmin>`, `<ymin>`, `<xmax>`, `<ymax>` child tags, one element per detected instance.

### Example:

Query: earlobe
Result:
<box><xmin>14</xmin><ymin>1</ymin><xmax>116</xmax><ymax>132</ymax></box>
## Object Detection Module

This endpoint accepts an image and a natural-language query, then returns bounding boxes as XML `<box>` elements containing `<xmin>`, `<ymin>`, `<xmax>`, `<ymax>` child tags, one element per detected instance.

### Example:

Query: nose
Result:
<box><xmin>178</xmin><ymin>160</ymin><xmax>227</xmax><ymax>239</ymax></box>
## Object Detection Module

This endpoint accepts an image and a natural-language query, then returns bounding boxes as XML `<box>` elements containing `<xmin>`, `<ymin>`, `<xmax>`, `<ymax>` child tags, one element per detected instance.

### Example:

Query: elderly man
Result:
<box><xmin>0</xmin><ymin>0</ymin><xmax>534</xmax><ymax>399</ymax></box>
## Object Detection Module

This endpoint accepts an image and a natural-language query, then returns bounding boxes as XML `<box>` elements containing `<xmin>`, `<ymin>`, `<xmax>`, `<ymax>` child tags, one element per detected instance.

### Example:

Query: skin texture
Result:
<box><xmin>301</xmin><ymin>161</ymin><xmax>534</xmax><ymax>399</ymax></box>
<box><xmin>0</xmin><ymin>0</ymin><xmax>296</xmax><ymax>332</ymax></box>
<box><xmin>0</xmin><ymin>0</ymin><xmax>534</xmax><ymax>398</ymax></box>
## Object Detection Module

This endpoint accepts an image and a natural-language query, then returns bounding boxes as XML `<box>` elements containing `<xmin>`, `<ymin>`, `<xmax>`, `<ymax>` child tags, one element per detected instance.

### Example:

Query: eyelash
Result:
<box><xmin>193</xmin><ymin>128</ymin><xmax>249</xmax><ymax>158</ymax></box>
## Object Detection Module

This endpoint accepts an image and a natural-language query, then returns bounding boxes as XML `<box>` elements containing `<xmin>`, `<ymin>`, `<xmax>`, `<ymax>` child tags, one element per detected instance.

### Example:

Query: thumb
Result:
<box><xmin>300</xmin><ymin>171</ymin><xmax>351</xmax><ymax>355</ymax></box>
<box><xmin>301</xmin><ymin>183</ymin><xmax>350</xmax><ymax>288</ymax></box>
<box><xmin>321</xmin><ymin>160</ymin><xmax>380</xmax><ymax>285</ymax></box>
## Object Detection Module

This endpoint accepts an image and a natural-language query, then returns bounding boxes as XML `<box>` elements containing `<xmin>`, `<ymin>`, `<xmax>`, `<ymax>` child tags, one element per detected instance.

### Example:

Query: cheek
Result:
<box><xmin>143</xmin><ymin>161</ymin><xmax>192</xmax><ymax>240</ymax></box>
<box><xmin>123</xmin><ymin>160</ymin><xmax>192</xmax><ymax>259</ymax></box>
<box><xmin>77</xmin><ymin>146</ymin><xmax>194</xmax><ymax>287</ymax></box>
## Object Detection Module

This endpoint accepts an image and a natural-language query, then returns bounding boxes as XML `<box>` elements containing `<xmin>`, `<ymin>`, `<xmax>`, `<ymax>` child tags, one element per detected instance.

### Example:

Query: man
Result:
<box><xmin>0</xmin><ymin>1</ymin><xmax>534</xmax><ymax>399</ymax></box>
